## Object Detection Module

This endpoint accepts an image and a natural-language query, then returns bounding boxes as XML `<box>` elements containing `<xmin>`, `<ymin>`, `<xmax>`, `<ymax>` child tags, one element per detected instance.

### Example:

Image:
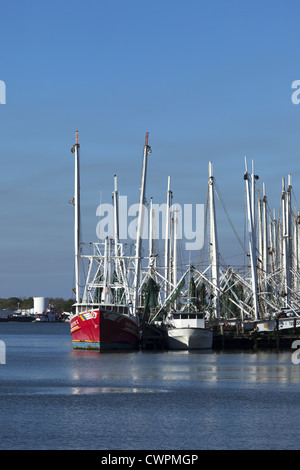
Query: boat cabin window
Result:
<box><xmin>172</xmin><ymin>313</ymin><xmax>202</xmax><ymax>320</ymax></box>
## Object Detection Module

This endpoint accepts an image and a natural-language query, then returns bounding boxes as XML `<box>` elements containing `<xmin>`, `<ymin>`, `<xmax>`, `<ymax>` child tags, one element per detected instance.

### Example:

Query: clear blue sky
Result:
<box><xmin>1</xmin><ymin>0</ymin><xmax>300</xmax><ymax>300</ymax></box>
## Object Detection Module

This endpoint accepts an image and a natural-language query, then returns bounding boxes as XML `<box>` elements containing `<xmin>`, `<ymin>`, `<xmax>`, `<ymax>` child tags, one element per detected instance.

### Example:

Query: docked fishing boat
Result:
<box><xmin>242</xmin><ymin>309</ymin><xmax>300</xmax><ymax>333</ymax></box>
<box><xmin>69</xmin><ymin>132</ymin><xmax>151</xmax><ymax>350</ymax></box>
<box><xmin>139</xmin><ymin>164</ymin><xmax>217</xmax><ymax>350</ymax></box>
<box><xmin>8</xmin><ymin>312</ymin><xmax>34</xmax><ymax>322</ymax></box>
<box><xmin>165</xmin><ymin>311</ymin><xmax>213</xmax><ymax>350</ymax></box>
<box><xmin>70</xmin><ymin>306</ymin><xmax>140</xmax><ymax>350</ymax></box>
<box><xmin>141</xmin><ymin>261</ymin><xmax>214</xmax><ymax>350</ymax></box>
<box><xmin>34</xmin><ymin>306</ymin><xmax>64</xmax><ymax>322</ymax></box>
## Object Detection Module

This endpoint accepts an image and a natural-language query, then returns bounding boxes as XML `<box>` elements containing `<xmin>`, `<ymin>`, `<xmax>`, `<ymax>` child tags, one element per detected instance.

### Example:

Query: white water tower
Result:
<box><xmin>33</xmin><ymin>297</ymin><xmax>49</xmax><ymax>315</ymax></box>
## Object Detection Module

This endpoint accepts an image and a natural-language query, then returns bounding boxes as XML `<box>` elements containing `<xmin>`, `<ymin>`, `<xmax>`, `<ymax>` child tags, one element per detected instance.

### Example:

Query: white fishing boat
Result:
<box><xmin>140</xmin><ymin>164</ymin><xmax>216</xmax><ymax>350</ymax></box>
<box><xmin>165</xmin><ymin>311</ymin><xmax>213</xmax><ymax>350</ymax></box>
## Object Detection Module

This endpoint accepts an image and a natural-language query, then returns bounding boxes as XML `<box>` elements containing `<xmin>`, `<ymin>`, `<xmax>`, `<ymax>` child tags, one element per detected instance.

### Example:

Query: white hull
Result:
<box><xmin>166</xmin><ymin>327</ymin><xmax>213</xmax><ymax>350</ymax></box>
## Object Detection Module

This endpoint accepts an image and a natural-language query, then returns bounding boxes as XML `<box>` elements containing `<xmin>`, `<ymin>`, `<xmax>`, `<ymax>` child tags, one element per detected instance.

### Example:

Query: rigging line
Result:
<box><xmin>292</xmin><ymin>187</ymin><xmax>299</xmax><ymax>209</ymax></box>
<box><xmin>214</xmin><ymin>182</ymin><xmax>246</xmax><ymax>251</ymax></box>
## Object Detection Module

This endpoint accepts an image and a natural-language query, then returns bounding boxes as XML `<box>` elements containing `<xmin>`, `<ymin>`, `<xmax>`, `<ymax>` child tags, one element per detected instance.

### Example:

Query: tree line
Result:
<box><xmin>0</xmin><ymin>297</ymin><xmax>75</xmax><ymax>314</ymax></box>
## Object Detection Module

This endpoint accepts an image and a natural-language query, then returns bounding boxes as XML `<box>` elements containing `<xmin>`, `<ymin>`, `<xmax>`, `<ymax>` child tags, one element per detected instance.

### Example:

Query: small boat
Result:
<box><xmin>165</xmin><ymin>311</ymin><xmax>213</xmax><ymax>350</ymax></box>
<box><xmin>34</xmin><ymin>307</ymin><xmax>62</xmax><ymax>322</ymax></box>
<box><xmin>8</xmin><ymin>312</ymin><xmax>34</xmax><ymax>322</ymax></box>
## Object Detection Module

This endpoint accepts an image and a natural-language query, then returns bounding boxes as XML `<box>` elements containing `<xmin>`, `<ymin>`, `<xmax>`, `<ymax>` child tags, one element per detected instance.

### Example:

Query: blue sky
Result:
<box><xmin>1</xmin><ymin>0</ymin><xmax>300</xmax><ymax>300</ymax></box>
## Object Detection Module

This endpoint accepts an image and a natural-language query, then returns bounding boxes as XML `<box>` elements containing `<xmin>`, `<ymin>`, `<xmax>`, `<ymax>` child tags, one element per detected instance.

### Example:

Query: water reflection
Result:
<box><xmin>2</xmin><ymin>322</ymin><xmax>300</xmax><ymax>450</ymax></box>
<box><xmin>67</xmin><ymin>349</ymin><xmax>300</xmax><ymax>386</ymax></box>
<box><xmin>71</xmin><ymin>387</ymin><xmax>168</xmax><ymax>394</ymax></box>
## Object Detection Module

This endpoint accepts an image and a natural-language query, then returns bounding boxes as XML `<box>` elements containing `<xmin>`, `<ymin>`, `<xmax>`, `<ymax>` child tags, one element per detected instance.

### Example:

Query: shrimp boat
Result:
<box><xmin>142</xmin><ymin>261</ymin><xmax>213</xmax><ymax>351</ymax></box>
<box><xmin>69</xmin><ymin>132</ymin><xmax>151</xmax><ymax>350</ymax></box>
<box><xmin>165</xmin><ymin>310</ymin><xmax>213</xmax><ymax>350</ymax></box>
<box><xmin>139</xmin><ymin>165</ymin><xmax>215</xmax><ymax>351</ymax></box>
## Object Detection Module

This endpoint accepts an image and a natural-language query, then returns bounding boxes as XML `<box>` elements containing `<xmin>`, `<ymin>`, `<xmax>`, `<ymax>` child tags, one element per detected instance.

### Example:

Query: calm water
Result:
<box><xmin>0</xmin><ymin>321</ymin><xmax>299</xmax><ymax>450</ymax></box>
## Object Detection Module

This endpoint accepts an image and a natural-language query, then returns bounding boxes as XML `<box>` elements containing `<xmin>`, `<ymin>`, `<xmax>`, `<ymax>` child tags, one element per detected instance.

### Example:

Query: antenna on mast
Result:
<box><xmin>144</xmin><ymin>132</ymin><xmax>151</xmax><ymax>154</ymax></box>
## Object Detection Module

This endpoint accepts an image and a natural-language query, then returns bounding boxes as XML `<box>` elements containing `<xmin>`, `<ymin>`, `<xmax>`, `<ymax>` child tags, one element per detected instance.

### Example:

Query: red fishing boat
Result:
<box><xmin>69</xmin><ymin>132</ymin><xmax>151</xmax><ymax>350</ymax></box>
<box><xmin>70</xmin><ymin>307</ymin><xmax>140</xmax><ymax>350</ymax></box>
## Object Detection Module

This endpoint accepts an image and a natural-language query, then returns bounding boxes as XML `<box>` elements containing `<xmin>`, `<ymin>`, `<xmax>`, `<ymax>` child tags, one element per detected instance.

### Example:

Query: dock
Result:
<box><xmin>140</xmin><ymin>322</ymin><xmax>300</xmax><ymax>351</ymax></box>
<box><xmin>212</xmin><ymin>330</ymin><xmax>300</xmax><ymax>350</ymax></box>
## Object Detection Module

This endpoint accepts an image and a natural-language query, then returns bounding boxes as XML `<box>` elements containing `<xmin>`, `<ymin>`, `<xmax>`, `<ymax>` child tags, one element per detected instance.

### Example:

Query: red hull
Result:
<box><xmin>70</xmin><ymin>307</ymin><xmax>140</xmax><ymax>350</ymax></box>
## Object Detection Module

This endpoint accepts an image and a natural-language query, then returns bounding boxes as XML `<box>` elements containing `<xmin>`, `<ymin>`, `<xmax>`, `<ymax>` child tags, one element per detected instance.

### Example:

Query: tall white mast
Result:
<box><xmin>173</xmin><ymin>207</ymin><xmax>178</xmax><ymax>309</ymax></box>
<box><xmin>281</xmin><ymin>177</ymin><xmax>289</xmax><ymax>306</ymax></box>
<box><xmin>133</xmin><ymin>132</ymin><xmax>151</xmax><ymax>314</ymax></box>
<box><xmin>164</xmin><ymin>176</ymin><xmax>171</xmax><ymax>298</ymax></box>
<box><xmin>257</xmin><ymin>189</ymin><xmax>263</xmax><ymax>271</ymax></box>
<box><xmin>173</xmin><ymin>207</ymin><xmax>178</xmax><ymax>289</ymax></box>
<box><xmin>286</xmin><ymin>174</ymin><xmax>292</xmax><ymax>302</ymax></box>
<box><xmin>102</xmin><ymin>237</ymin><xmax>108</xmax><ymax>302</ymax></box>
<box><xmin>169</xmin><ymin>206</ymin><xmax>174</xmax><ymax>287</ymax></box>
<box><xmin>251</xmin><ymin>161</ymin><xmax>257</xmax><ymax>249</ymax></box>
<box><xmin>208</xmin><ymin>161</ymin><xmax>220</xmax><ymax>319</ymax></box>
<box><xmin>149</xmin><ymin>197</ymin><xmax>156</xmax><ymax>270</ymax></box>
<box><xmin>71</xmin><ymin>131</ymin><xmax>80</xmax><ymax>312</ymax></box>
<box><xmin>244</xmin><ymin>157</ymin><xmax>259</xmax><ymax>320</ymax></box>
<box><xmin>293</xmin><ymin>211</ymin><xmax>299</xmax><ymax>293</ymax></box>
<box><xmin>272</xmin><ymin>209</ymin><xmax>278</xmax><ymax>271</ymax></box>
<box><xmin>262</xmin><ymin>183</ymin><xmax>268</xmax><ymax>293</ymax></box>
<box><xmin>112</xmin><ymin>174</ymin><xmax>119</xmax><ymax>257</ymax></box>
